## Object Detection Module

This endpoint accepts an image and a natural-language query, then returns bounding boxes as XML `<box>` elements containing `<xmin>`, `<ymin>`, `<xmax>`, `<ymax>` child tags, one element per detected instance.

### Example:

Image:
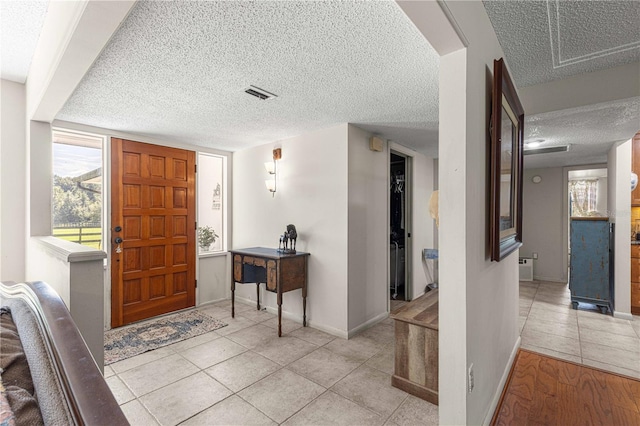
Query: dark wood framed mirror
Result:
<box><xmin>489</xmin><ymin>58</ymin><xmax>524</xmax><ymax>262</ymax></box>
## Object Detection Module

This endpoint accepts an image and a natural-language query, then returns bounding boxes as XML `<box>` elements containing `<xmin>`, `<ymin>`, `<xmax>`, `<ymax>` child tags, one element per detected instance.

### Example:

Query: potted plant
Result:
<box><xmin>197</xmin><ymin>226</ymin><xmax>219</xmax><ymax>251</ymax></box>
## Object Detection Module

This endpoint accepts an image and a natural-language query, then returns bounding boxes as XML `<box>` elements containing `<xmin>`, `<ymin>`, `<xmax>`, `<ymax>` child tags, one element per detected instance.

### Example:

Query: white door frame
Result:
<box><xmin>389</xmin><ymin>145</ymin><xmax>413</xmax><ymax>306</ymax></box>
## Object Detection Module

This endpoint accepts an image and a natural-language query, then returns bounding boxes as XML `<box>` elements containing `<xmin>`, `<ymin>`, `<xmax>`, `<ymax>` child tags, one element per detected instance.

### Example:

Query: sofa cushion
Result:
<box><xmin>0</xmin><ymin>307</ymin><xmax>43</xmax><ymax>426</ymax></box>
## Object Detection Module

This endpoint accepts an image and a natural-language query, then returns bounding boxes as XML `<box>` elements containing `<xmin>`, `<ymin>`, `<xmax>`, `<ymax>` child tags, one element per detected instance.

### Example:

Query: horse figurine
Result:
<box><xmin>286</xmin><ymin>224</ymin><xmax>297</xmax><ymax>252</ymax></box>
<box><xmin>279</xmin><ymin>233</ymin><xmax>289</xmax><ymax>251</ymax></box>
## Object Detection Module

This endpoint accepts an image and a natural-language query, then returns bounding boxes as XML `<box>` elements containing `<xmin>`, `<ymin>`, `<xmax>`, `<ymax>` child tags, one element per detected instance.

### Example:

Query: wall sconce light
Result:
<box><xmin>264</xmin><ymin>162</ymin><xmax>275</xmax><ymax>174</ymax></box>
<box><xmin>265</xmin><ymin>179</ymin><xmax>276</xmax><ymax>194</ymax></box>
<box><xmin>265</xmin><ymin>148</ymin><xmax>281</xmax><ymax>196</ymax></box>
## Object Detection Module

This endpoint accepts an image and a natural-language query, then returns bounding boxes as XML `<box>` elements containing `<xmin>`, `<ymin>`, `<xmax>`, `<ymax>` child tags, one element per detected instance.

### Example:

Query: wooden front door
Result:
<box><xmin>111</xmin><ymin>138</ymin><xmax>196</xmax><ymax>327</ymax></box>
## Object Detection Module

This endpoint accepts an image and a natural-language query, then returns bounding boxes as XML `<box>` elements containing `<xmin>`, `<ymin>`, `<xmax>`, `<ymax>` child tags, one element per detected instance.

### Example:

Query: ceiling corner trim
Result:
<box><xmin>29</xmin><ymin>0</ymin><xmax>137</xmax><ymax>122</ymax></box>
<box><xmin>396</xmin><ymin>0</ymin><xmax>467</xmax><ymax>56</ymax></box>
<box><xmin>546</xmin><ymin>0</ymin><xmax>640</xmax><ymax>69</ymax></box>
<box><xmin>436</xmin><ymin>0</ymin><xmax>469</xmax><ymax>49</ymax></box>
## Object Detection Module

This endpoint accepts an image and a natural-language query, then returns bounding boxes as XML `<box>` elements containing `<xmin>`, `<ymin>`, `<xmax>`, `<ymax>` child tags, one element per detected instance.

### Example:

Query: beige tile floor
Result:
<box><xmin>107</xmin><ymin>282</ymin><xmax>640</xmax><ymax>425</ymax></box>
<box><xmin>519</xmin><ymin>280</ymin><xmax>640</xmax><ymax>379</ymax></box>
<box><xmin>106</xmin><ymin>300</ymin><xmax>439</xmax><ymax>425</ymax></box>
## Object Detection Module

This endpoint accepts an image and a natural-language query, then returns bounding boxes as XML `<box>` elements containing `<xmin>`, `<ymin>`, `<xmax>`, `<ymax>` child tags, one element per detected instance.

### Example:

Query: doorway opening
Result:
<box><xmin>390</xmin><ymin>151</ymin><xmax>412</xmax><ymax>304</ymax></box>
<box><xmin>567</xmin><ymin>167</ymin><xmax>608</xmax><ymax>292</ymax></box>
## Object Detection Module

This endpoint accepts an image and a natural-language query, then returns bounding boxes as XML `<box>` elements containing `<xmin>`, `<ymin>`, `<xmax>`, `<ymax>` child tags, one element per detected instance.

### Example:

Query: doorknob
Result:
<box><xmin>114</xmin><ymin>237</ymin><xmax>123</xmax><ymax>244</ymax></box>
<box><xmin>114</xmin><ymin>226</ymin><xmax>122</xmax><ymax>232</ymax></box>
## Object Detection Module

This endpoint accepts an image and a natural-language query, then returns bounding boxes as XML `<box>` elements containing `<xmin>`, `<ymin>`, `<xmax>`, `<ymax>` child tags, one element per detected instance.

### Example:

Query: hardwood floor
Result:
<box><xmin>492</xmin><ymin>349</ymin><xmax>640</xmax><ymax>426</ymax></box>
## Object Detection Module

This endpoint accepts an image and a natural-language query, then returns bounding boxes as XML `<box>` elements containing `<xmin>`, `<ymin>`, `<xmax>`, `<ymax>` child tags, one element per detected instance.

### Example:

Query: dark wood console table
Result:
<box><xmin>230</xmin><ymin>247</ymin><xmax>310</xmax><ymax>336</ymax></box>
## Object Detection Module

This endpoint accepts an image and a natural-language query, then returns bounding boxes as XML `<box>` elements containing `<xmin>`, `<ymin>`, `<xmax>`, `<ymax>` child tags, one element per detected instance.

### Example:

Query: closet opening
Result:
<box><xmin>390</xmin><ymin>151</ymin><xmax>412</xmax><ymax>304</ymax></box>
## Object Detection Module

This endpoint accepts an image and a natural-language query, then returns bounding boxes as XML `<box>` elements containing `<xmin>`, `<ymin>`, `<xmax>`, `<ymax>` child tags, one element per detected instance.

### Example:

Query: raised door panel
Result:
<box><xmin>632</xmin><ymin>258</ymin><xmax>640</xmax><ymax>283</ymax></box>
<box><xmin>632</xmin><ymin>283</ymin><xmax>640</xmax><ymax>315</ymax></box>
<box><xmin>631</xmin><ymin>283</ymin><xmax>640</xmax><ymax>306</ymax></box>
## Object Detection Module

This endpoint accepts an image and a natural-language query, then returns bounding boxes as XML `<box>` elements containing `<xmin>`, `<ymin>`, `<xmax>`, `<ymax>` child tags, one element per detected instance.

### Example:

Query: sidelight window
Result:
<box><xmin>197</xmin><ymin>153</ymin><xmax>226</xmax><ymax>254</ymax></box>
<box><xmin>52</xmin><ymin>129</ymin><xmax>105</xmax><ymax>249</ymax></box>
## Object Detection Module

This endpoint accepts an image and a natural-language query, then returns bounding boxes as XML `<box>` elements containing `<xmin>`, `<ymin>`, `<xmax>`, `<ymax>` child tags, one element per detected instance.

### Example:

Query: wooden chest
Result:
<box><xmin>390</xmin><ymin>289</ymin><xmax>439</xmax><ymax>405</ymax></box>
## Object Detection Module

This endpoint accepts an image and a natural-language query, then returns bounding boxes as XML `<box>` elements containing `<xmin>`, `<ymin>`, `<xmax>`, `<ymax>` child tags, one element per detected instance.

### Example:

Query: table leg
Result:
<box><xmin>256</xmin><ymin>283</ymin><xmax>260</xmax><ymax>310</ymax></box>
<box><xmin>231</xmin><ymin>281</ymin><xmax>235</xmax><ymax>318</ymax></box>
<box><xmin>303</xmin><ymin>296</ymin><xmax>307</xmax><ymax>327</ymax></box>
<box><xmin>277</xmin><ymin>291</ymin><xmax>283</xmax><ymax>337</ymax></box>
<box><xmin>302</xmin><ymin>263</ymin><xmax>308</xmax><ymax>327</ymax></box>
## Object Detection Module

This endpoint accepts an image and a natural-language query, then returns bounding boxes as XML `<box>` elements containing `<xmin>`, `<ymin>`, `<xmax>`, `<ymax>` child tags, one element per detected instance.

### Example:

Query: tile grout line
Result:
<box><xmin>112</xmin><ymin>299</ymin><xmax>412</xmax><ymax>425</ymax></box>
<box><xmin>384</xmin><ymin>393</ymin><xmax>411</xmax><ymax>425</ymax></box>
<box><xmin>575</xmin><ymin>306</ymin><xmax>584</xmax><ymax>365</ymax></box>
<box><xmin>276</xmin><ymin>388</ymin><xmax>331</xmax><ymax>425</ymax></box>
<box><xmin>520</xmin><ymin>281</ymin><xmax>640</xmax><ymax>378</ymax></box>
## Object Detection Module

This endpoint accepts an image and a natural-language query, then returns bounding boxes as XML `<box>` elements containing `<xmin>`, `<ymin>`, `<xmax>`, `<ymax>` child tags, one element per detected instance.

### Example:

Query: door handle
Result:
<box><xmin>114</xmin><ymin>237</ymin><xmax>123</xmax><ymax>244</ymax></box>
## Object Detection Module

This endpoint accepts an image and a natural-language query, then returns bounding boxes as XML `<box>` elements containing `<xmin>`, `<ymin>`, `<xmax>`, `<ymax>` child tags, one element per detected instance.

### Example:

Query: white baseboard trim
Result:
<box><xmin>347</xmin><ymin>311</ymin><xmax>389</xmax><ymax>339</ymax></box>
<box><xmin>483</xmin><ymin>336</ymin><xmax>521</xmax><ymax>426</ymax></box>
<box><xmin>235</xmin><ymin>296</ymin><xmax>349</xmax><ymax>339</ymax></box>
<box><xmin>532</xmin><ymin>276</ymin><xmax>566</xmax><ymax>283</ymax></box>
<box><xmin>613</xmin><ymin>311</ymin><xmax>634</xmax><ymax>320</ymax></box>
<box><xmin>197</xmin><ymin>297</ymin><xmax>228</xmax><ymax>307</ymax></box>
<box><xmin>305</xmin><ymin>320</ymin><xmax>348</xmax><ymax>340</ymax></box>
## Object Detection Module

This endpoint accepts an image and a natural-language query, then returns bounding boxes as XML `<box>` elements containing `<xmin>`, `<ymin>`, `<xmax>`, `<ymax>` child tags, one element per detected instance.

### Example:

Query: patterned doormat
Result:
<box><xmin>104</xmin><ymin>310</ymin><xmax>227</xmax><ymax>365</ymax></box>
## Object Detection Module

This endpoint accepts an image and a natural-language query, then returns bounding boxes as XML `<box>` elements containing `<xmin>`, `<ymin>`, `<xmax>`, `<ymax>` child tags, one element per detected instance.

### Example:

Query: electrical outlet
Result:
<box><xmin>532</xmin><ymin>252</ymin><xmax>538</xmax><ymax>260</ymax></box>
<box><xmin>468</xmin><ymin>363</ymin><xmax>474</xmax><ymax>393</ymax></box>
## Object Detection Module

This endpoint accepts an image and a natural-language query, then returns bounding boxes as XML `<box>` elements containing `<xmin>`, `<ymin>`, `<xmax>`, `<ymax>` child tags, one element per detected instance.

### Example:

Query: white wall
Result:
<box><xmin>346</xmin><ymin>125</ymin><xmax>388</xmax><ymax>332</ymax></box>
<box><xmin>26</xmin><ymin>236</ymin><xmax>106</xmax><ymax>369</ymax></box>
<box><xmin>28</xmin><ymin>120</ymin><xmax>53</xmax><ymax>237</ymax></box>
<box><xmin>437</xmin><ymin>3</ymin><xmax>520</xmax><ymax>424</ymax></box>
<box><xmin>521</xmin><ymin>168</ymin><xmax>566</xmax><ymax>282</ymax></box>
<box><xmin>596</xmin><ymin>177</ymin><xmax>608</xmax><ymax>216</ymax></box>
<box><xmin>608</xmin><ymin>141</ymin><xmax>632</xmax><ymax>318</ymax></box>
<box><xmin>198</xmin><ymin>254</ymin><xmax>230</xmax><ymax>304</ymax></box>
<box><xmin>0</xmin><ymin>80</ymin><xmax>27</xmax><ymax>282</ymax></box>
<box><xmin>519</xmin><ymin>62</ymin><xmax>640</xmax><ymax>116</ymax></box>
<box><xmin>390</xmin><ymin>142</ymin><xmax>436</xmax><ymax>300</ymax></box>
<box><xmin>233</xmin><ymin>124</ymin><xmax>349</xmax><ymax>336</ymax></box>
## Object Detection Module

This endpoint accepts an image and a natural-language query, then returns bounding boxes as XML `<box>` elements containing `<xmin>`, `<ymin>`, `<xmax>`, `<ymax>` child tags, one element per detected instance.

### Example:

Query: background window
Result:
<box><xmin>52</xmin><ymin>130</ymin><xmax>104</xmax><ymax>249</ymax></box>
<box><xmin>197</xmin><ymin>153</ymin><xmax>226</xmax><ymax>253</ymax></box>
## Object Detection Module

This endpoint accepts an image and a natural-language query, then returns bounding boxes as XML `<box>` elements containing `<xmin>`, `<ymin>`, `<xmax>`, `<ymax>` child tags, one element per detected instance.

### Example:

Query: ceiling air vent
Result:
<box><xmin>524</xmin><ymin>145</ymin><xmax>571</xmax><ymax>156</ymax></box>
<box><xmin>245</xmin><ymin>85</ymin><xmax>278</xmax><ymax>100</ymax></box>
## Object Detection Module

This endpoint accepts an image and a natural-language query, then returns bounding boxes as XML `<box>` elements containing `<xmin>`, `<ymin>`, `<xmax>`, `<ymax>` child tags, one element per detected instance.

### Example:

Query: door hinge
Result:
<box><xmin>195</xmin><ymin>164</ymin><xmax>197</xmax><ymax>173</ymax></box>
<box><xmin>195</xmin><ymin>279</ymin><xmax>197</xmax><ymax>288</ymax></box>
<box><xmin>195</xmin><ymin>221</ymin><xmax>197</xmax><ymax>229</ymax></box>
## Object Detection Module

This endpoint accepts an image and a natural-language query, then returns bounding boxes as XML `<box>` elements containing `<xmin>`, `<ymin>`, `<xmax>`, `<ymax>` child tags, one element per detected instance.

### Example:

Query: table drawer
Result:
<box><xmin>267</xmin><ymin>260</ymin><xmax>277</xmax><ymax>292</ymax></box>
<box><xmin>234</xmin><ymin>255</ymin><xmax>267</xmax><ymax>283</ymax></box>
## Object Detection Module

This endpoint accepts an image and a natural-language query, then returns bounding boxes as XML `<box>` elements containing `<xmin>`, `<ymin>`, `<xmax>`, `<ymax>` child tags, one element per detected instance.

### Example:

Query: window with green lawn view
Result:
<box><xmin>52</xmin><ymin>130</ymin><xmax>105</xmax><ymax>249</ymax></box>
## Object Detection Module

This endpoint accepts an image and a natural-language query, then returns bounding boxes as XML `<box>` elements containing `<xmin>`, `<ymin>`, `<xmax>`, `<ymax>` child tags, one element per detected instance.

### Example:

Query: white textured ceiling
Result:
<box><xmin>1</xmin><ymin>0</ymin><xmax>49</xmax><ymax>83</ymax></box>
<box><xmin>484</xmin><ymin>0</ymin><xmax>640</xmax><ymax>87</ymax></box>
<box><xmin>524</xmin><ymin>97</ymin><xmax>640</xmax><ymax>169</ymax></box>
<box><xmin>483</xmin><ymin>0</ymin><xmax>640</xmax><ymax>169</ymax></box>
<box><xmin>57</xmin><ymin>0</ymin><xmax>439</xmax><ymax>152</ymax></box>
<box><xmin>36</xmin><ymin>0</ymin><xmax>640</xmax><ymax>167</ymax></box>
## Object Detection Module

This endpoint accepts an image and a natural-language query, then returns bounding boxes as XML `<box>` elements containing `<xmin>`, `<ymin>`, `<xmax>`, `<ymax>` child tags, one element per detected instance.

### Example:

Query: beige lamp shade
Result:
<box><xmin>265</xmin><ymin>179</ymin><xmax>276</xmax><ymax>192</ymax></box>
<box><xmin>429</xmin><ymin>190</ymin><xmax>439</xmax><ymax>227</ymax></box>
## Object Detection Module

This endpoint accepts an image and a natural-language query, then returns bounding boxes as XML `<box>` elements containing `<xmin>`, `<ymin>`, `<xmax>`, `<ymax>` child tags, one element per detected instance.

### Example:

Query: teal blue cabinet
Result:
<box><xmin>569</xmin><ymin>218</ymin><xmax>613</xmax><ymax>314</ymax></box>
